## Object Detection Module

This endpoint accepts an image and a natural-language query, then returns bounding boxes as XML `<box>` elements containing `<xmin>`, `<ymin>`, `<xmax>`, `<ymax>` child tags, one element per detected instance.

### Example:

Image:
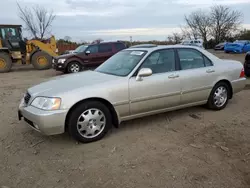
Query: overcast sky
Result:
<box><xmin>1</xmin><ymin>0</ymin><xmax>250</xmax><ymax>41</ymax></box>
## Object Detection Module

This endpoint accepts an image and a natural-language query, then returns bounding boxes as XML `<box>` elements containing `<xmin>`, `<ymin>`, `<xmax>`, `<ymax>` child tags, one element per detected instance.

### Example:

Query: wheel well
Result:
<box><xmin>215</xmin><ymin>80</ymin><xmax>233</xmax><ymax>99</ymax></box>
<box><xmin>66</xmin><ymin>60</ymin><xmax>82</xmax><ymax>68</ymax></box>
<box><xmin>30</xmin><ymin>49</ymin><xmax>40</xmax><ymax>61</ymax></box>
<box><xmin>64</xmin><ymin>98</ymin><xmax>119</xmax><ymax>132</ymax></box>
<box><xmin>246</xmin><ymin>53</ymin><xmax>250</xmax><ymax>61</ymax></box>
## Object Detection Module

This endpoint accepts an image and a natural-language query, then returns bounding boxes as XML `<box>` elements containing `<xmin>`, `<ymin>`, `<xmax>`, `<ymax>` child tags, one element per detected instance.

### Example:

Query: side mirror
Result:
<box><xmin>85</xmin><ymin>51</ymin><xmax>90</xmax><ymax>55</ymax></box>
<box><xmin>136</xmin><ymin>68</ymin><xmax>152</xmax><ymax>81</ymax></box>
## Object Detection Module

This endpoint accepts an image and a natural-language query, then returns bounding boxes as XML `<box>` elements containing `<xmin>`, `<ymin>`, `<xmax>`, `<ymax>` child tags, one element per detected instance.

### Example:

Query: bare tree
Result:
<box><xmin>210</xmin><ymin>5</ymin><xmax>242</xmax><ymax>43</ymax></box>
<box><xmin>64</xmin><ymin>36</ymin><xmax>72</xmax><ymax>41</ymax></box>
<box><xmin>91</xmin><ymin>38</ymin><xmax>104</xmax><ymax>44</ymax></box>
<box><xmin>185</xmin><ymin>11</ymin><xmax>211</xmax><ymax>48</ymax></box>
<box><xmin>17</xmin><ymin>3</ymin><xmax>56</xmax><ymax>40</ymax></box>
<box><xmin>168</xmin><ymin>32</ymin><xmax>183</xmax><ymax>44</ymax></box>
<box><xmin>180</xmin><ymin>26</ymin><xmax>198</xmax><ymax>40</ymax></box>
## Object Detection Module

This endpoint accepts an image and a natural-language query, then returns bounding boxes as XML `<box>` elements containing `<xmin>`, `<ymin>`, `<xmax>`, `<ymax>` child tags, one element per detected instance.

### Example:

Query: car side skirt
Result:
<box><xmin>120</xmin><ymin>100</ymin><xmax>207</xmax><ymax>122</ymax></box>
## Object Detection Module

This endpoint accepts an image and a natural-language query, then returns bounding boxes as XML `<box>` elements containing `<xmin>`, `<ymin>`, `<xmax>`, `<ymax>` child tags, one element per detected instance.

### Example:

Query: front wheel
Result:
<box><xmin>32</xmin><ymin>51</ymin><xmax>52</xmax><ymax>70</ymax></box>
<box><xmin>245</xmin><ymin>64</ymin><xmax>250</xmax><ymax>77</ymax></box>
<box><xmin>67</xmin><ymin>62</ymin><xmax>82</xmax><ymax>73</ymax></box>
<box><xmin>0</xmin><ymin>52</ymin><xmax>12</xmax><ymax>73</ymax></box>
<box><xmin>207</xmin><ymin>82</ymin><xmax>230</xmax><ymax>110</ymax></box>
<box><xmin>68</xmin><ymin>101</ymin><xmax>112</xmax><ymax>143</ymax></box>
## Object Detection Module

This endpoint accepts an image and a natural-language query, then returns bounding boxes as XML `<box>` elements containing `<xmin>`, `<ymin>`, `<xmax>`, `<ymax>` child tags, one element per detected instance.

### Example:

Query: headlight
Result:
<box><xmin>58</xmin><ymin>59</ymin><xmax>66</xmax><ymax>64</ymax></box>
<box><xmin>31</xmin><ymin>97</ymin><xmax>61</xmax><ymax>110</ymax></box>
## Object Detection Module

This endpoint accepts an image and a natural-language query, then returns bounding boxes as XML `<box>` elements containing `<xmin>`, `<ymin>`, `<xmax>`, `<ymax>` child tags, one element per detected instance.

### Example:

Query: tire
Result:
<box><xmin>0</xmin><ymin>52</ymin><xmax>12</xmax><ymax>73</ymax></box>
<box><xmin>67</xmin><ymin>61</ymin><xmax>82</xmax><ymax>73</ymax></box>
<box><xmin>245</xmin><ymin>64</ymin><xmax>250</xmax><ymax>77</ymax></box>
<box><xmin>207</xmin><ymin>82</ymin><xmax>230</xmax><ymax>110</ymax></box>
<box><xmin>245</xmin><ymin>71</ymin><xmax>250</xmax><ymax>77</ymax></box>
<box><xmin>32</xmin><ymin>51</ymin><xmax>52</xmax><ymax>70</ymax></box>
<box><xmin>68</xmin><ymin>101</ymin><xmax>112</xmax><ymax>143</ymax></box>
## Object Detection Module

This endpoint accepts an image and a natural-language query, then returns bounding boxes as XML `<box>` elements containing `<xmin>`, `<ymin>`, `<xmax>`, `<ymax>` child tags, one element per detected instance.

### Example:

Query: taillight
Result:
<box><xmin>240</xmin><ymin>68</ymin><xmax>245</xmax><ymax>78</ymax></box>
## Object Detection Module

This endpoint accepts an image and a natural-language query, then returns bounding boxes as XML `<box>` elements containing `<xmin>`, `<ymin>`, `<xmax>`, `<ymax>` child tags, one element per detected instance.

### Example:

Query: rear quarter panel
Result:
<box><xmin>212</xmin><ymin>59</ymin><xmax>245</xmax><ymax>94</ymax></box>
<box><xmin>243</xmin><ymin>44</ymin><xmax>250</xmax><ymax>53</ymax></box>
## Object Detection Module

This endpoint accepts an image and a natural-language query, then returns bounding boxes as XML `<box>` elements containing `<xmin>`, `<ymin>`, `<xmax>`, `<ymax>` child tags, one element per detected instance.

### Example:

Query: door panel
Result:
<box><xmin>80</xmin><ymin>45</ymin><xmax>99</xmax><ymax>66</ymax></box>
<box><xmin>129</xmin><ymin>48</ymin><xmax>181</xmax><ymax>115</ymax></box>
<box><xmin>129</xmin><ymin>72</ymin><xmax>181</xmax><ymax>115</ymax></box>
<box><xmin>179</xmin><ymin>67</ymin><xmax>215</xmax><ymax>104</ymax></box>
<box><xmin>176</xmin><ymin>48</ymin><xmax>216</xmax><ymax>104</ymax></box>
<box><xmin>96</xmin><ymin>43</ymin><xmax>113</xmax><ymax>65</ymax></box>
<box><xmin>78</xmin><ymin>52</ymin><xmax>97</xmax><ymax>66</ymax></box>
<box><xmin>96</xmin><ymin>52</ymin><xmax>113</xmax><ymax>65</ymax></box>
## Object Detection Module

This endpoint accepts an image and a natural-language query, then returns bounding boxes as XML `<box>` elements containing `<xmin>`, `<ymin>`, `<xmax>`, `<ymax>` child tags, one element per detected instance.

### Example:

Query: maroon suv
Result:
<box><xmin>53</xmin><ymin>41</ymin><xmax>126</xmax><ymax>73</ymax></box>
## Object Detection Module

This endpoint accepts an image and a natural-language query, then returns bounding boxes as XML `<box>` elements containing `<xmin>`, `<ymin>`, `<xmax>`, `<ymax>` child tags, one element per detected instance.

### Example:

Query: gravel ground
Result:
<box><xmin>0</xmin><ymin>51</ymin><xmax>250</xmax><ymax>188</ymax></box>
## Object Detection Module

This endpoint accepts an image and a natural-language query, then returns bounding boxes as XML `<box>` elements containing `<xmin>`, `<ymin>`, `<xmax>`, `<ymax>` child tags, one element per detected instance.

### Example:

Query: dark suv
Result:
<box><xmin>245</xmin><ymin>52</ymin><xmax>250</xmax><ymax>77</ymax></box>
<box><xmin>53</xmin><ymin>41</ymin><xmax>126</xmax><ymax>73</ymax></box>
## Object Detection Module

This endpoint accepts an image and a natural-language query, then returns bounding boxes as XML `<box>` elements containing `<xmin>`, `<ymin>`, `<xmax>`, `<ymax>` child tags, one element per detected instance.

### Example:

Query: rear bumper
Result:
<box><xmin>231</xmin><ymin>78</ymin><xmax>246</xmax><ymax>94</ymax></box>
<box><xmin>19</xmin><ymin>105</ymin><xmax>67</xmax><ymax>135</ymax></box>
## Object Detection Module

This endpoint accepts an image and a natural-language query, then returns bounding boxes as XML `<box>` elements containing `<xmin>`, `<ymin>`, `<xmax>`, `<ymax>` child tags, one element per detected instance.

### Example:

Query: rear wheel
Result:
<box><xmin>32</xmin><ymin>51</ymin><xmax>52</xmax><ymax>70</ymax></box>
<box><xmin>68</xmin><ymin>101</ymin><xmax>112</xmax><ymax>143</ymax></box>
<box><xmin>67</xmin><ymin>61</ymin><xmax>82</xmax><ymax>73</ymax></box>
<box><xmin>0</xmin><ymin>52</ymin><xmax>12</xmax><ymax>73</ymax></box>
<box><xmin>207</xmin><ymin>82</ymin><xmax>230</xmax><ymax>110</ymax></box>
<box><xmin>245</xmin><ymin>61</ymin><xmax>250</xmax><ymax>77</ymax></box>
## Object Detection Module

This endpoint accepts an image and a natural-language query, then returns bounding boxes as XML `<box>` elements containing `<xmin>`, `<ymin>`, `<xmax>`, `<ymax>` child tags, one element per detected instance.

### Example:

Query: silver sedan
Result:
<box><xmin>18</xmin><ymin>45</ymin><xmax>246</xmax><ymax>143</ymax></box>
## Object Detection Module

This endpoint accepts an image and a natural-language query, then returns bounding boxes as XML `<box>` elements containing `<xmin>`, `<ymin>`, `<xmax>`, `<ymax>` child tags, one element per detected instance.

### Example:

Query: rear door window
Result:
<box><xmin>98</xmin><ymin>44</ymin><xmax>112</xmax><ymax>53</ymax></box>
<box><xmin>177</xmin><ymin>48</ymin><xmax>213</xmax><ymax>70</ymax></box>
<box><xmin>177</xmin><ymin>49</ymin><xmax>204</xmax><ymax>70</ymax></box>
<box><xmin>114</xmin><ymin>43</ymin><xmax>126</xmax><ymax>51</ymax></box>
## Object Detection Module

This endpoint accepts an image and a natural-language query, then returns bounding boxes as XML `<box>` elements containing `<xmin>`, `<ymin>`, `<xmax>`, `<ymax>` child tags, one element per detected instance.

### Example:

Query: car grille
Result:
<box><xmin>24</xmin><ymin>92</ymin><xmax>31</xmax><ymax>104</ymax></box>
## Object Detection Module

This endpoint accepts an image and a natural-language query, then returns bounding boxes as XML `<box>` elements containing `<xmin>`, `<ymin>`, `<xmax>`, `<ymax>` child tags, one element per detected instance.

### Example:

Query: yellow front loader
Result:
<box><xmin>0</xmin><ymin>24</ymin><xmax>58</xmax><ymax>73</ymax></box>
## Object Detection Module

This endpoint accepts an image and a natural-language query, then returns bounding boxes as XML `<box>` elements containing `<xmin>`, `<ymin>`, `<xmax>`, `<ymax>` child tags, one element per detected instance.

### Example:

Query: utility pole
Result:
<box><xmin>130</xmin><ymin>36</ymin><xmax>132</xmax><ymax>46</ymax></box>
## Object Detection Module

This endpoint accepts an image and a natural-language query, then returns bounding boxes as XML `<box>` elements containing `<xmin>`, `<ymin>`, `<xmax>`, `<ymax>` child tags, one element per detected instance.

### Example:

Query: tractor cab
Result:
<box><xmin>0</xmin><ymin>24</ymin><xmax>58</xmax><ymax>73</ymax></box>
<box><xmin>0</xmin><ymin>24</ymin><xmax>26</xmax><ymax>52</ymax></box>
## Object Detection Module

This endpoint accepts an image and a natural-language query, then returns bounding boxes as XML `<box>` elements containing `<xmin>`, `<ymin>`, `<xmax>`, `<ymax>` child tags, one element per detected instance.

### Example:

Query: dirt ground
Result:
<box><xmin>0</xmin><ymin>50</ymin><xmax>250</xmax><ymax>188</ymax></box>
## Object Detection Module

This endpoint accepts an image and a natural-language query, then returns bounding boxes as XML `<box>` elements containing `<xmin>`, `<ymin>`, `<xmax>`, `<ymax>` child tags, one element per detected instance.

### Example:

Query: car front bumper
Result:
<box><xmin>19</xmin><ymin>105</ymin><xmax>67</xmax><ymax>135</ymax></box>
<box><xmin>214</xmin><ymin>46</ymin><xmax>223</xmax><ymax>50</ymax></box>
<box><xmin>52</xmin><ymin>59</ymin><xmax>66</xmax><ymax>71</ymax></box>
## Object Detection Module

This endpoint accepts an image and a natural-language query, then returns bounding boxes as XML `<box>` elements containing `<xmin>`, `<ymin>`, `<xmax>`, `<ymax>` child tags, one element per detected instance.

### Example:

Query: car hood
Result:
<box><xmin>215</xmin><ymin>44</ymin><xmax>224</xmax><ymax>47</ymax></box>
<box><xmin>225</xmin><ymin>42</ymin><xmax>244</xmax><ymax>47</ymax></box>
<box><xmin>56</xmin><ymin>52</ymin><xmax>87</xmax><ymax>60</ymax></box>
<box><xmin>55</xmin><ymin>53</ymin><xmax>74</xmax><ymax>59</ymax></box>
<box><xmin>28</xmin><ymin>71</ymin><xmax>119</xmax><ymax>97</ymax></box>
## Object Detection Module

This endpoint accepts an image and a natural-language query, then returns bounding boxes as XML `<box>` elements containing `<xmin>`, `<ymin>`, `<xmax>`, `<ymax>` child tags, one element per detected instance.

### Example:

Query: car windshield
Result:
<box><xmin>74</xmin><ymin>45</ymin><xmax>88</xmax><ymax>53</ymax></box>
<box><xmin>95</xmin><ymin>50</ymin><xmax>147</xmax><ymax>76</ymax></box>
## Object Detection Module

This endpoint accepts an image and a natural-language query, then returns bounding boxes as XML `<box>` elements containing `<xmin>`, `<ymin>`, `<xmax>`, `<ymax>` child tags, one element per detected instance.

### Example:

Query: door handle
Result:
<box><xmin>168</xmin><ymin>74</ymin><xmax>179</xmax><ymax>79</ymax></box>
<box><xmin>206</xmin><ymin>69</ymin><xmax>215</xmax><ymax>73</ymax></box>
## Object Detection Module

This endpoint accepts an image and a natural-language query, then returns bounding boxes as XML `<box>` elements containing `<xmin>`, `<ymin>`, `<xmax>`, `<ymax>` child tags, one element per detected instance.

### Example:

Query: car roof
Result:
<box><xmin>130</xmin><ymin>44</ymin><xmax>157</xmax><ymax>48</ymax></box>
<box><xmin>126</xmin><ymin>45</ymin><xmax>202</xmax><ymax>52</ymax></box>
<box><xmin>0</xmin><ymin>24</ymin><xmax>22</xmax><ymax>28</ymax></box>
<box><xmin>89</xmin><ymin>41</ymin><xmax>124</xmax><ymax>46</ymax></box>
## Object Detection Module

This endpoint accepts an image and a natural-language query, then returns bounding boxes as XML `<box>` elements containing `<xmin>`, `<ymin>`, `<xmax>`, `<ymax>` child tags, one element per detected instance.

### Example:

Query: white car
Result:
<box><xmin>181</xmin><ymin>39</ymin><xmax>204</xmax><ymax>49</ymax></box>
